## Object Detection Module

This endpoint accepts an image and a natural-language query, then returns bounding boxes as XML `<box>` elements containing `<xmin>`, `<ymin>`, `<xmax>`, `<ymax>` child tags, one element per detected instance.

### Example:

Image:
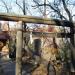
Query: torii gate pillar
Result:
<box><xmin>16</xmin><ymin>21</ymin><xmax>22</xmax><ymax>75</ymax></box>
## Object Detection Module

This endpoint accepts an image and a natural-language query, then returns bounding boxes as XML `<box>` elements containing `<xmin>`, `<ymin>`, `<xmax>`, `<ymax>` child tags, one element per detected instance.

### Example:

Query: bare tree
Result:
<box><xmin>32</xmin><ymin>0</ymin><xmax>75</xmax><ymax>21</ymax></box>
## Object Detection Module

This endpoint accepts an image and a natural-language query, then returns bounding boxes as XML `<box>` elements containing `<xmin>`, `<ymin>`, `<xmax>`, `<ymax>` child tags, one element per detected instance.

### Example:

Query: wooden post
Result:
<box><xmin>74</xmin><ymin>27</ymin><xmax>75</xmax><ymax>44</ymax></box>
<box><xmin>16</xmin><ymin>21</ymin><xmax>22</xmax><ymax>75</ymax></box>
<box><xmin>70</xmin><ymin>25</ymin><xmax>75</xmax><ymax>46</ymax></box>
<box><xmin>74</xmin><ymin>34</ymin><xmax>75</xmax><ymax>44</ymax></box>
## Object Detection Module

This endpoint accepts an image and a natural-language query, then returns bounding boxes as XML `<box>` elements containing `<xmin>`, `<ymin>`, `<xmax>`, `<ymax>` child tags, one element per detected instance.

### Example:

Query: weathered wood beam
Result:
<box><xmin>32</xmin><ymin>32</ymin><xmax>71</xmax><ymax>38</ymax></box>
<box><xmin>0</xmin><ymin>13</ymin><xmax>72</xmax><ymax>27</ymax></box>
<box><xmin>23</xmin><ymin>31</ymin><xmax>71</xmax><ymax>38</ymax></box>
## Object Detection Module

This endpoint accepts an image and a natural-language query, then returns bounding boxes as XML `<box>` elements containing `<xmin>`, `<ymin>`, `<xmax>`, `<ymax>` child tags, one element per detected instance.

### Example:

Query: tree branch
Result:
<box><xmin>1</xmin><ymin>0</ymin><xmax>9</xmax><ymax>12</ymax></box>
<box><xmin>72</xmin><ymin>14</ymin><xmax>75</xmax><ymax>17</ymax></box>
<box><xmin>23</xmin><ymin>0</ymin><xmax>26</xmax><ymax>15</ymax></box>
<box><xmin>32</xmin><ymin>0</ymin><xmax>43</xmax><ymax>14</ymax></box>
<box><xmin>32</xmin><ymin>3</ymin><xmax>67</xmax><ymax>20</ymax></box>
<box><xmin>16</xmin><ymin>0</ymin><xmax>23</xmax><ymax>12</ymax></box>
<box><xmin>61</xmin><ymin>0</ymin><xmax>72</xmax><ymax>22</ymax></box>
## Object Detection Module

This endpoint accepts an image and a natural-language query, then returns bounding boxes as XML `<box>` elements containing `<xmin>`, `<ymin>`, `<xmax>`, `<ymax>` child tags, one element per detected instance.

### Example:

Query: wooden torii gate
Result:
<box><xmin>0</xmin><ymin>13</ymin><xmax>74</xmax><ymax>75</ymax></box>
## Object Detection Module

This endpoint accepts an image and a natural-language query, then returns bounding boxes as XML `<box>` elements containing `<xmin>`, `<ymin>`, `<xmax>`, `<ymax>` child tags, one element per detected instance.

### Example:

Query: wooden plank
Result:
<box><xmin>0</xmin><ymin>13</ymin><xmax>72</xmax><ymax>27</ymax></box>
<box><xmin>33</xmin><ymin>33</ymin><xmax>71</xmax><ymax>38</ymax></box>
<box><xmin>23</xmin><ymin>31</ymin><xmax>71</xmax><ymax>38</ymax></box>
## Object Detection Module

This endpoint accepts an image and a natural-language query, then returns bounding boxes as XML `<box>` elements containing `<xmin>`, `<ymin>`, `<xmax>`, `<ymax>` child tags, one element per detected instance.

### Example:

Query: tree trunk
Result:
<box><xmin>16</xmin><ymin>21</ymin><xmax>22</xmax><ymax>75</ymax></box>
<box><xmin>69</xmin><ymin>23</ymin><xmax>75</xmax><ymax>70</ymax></box>
<box><xmin>70</xmin><ymin>26</ymin><xmax>74</xmax><ymax>46</ymax></box>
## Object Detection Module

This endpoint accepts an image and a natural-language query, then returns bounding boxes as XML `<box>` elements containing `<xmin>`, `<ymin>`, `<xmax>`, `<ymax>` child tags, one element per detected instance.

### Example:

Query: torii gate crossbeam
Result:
<box><xmin>0</xmin><ymin>13</ymin><xmax>72</xmax><ymax>27</ymax></box>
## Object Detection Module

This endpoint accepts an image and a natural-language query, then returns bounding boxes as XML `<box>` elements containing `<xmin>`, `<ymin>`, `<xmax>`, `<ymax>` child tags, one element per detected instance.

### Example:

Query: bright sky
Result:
<box><xmin>0</xmin><ymin>0</ymin><xmax>75</xmax><ymax>16</ymax></box>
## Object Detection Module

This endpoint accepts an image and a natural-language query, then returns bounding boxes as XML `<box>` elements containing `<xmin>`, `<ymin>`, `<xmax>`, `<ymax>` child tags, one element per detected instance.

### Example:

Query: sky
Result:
<box><xmin>0</xmin><ymin>0</ymin><xmax>59</xmax><ymax>16</ymax></box>
<box><xmin>0</xmin><ymin>0</ymin><xmax>75</xmax><ymax>17</ymax></box>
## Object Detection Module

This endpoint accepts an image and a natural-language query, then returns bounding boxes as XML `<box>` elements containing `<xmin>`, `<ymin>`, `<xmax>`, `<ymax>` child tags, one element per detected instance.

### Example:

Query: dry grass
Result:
<box><xmin>31</xmin><ymin>64</ymin><xmax>47</xmax><ymax>75</ymax></box>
